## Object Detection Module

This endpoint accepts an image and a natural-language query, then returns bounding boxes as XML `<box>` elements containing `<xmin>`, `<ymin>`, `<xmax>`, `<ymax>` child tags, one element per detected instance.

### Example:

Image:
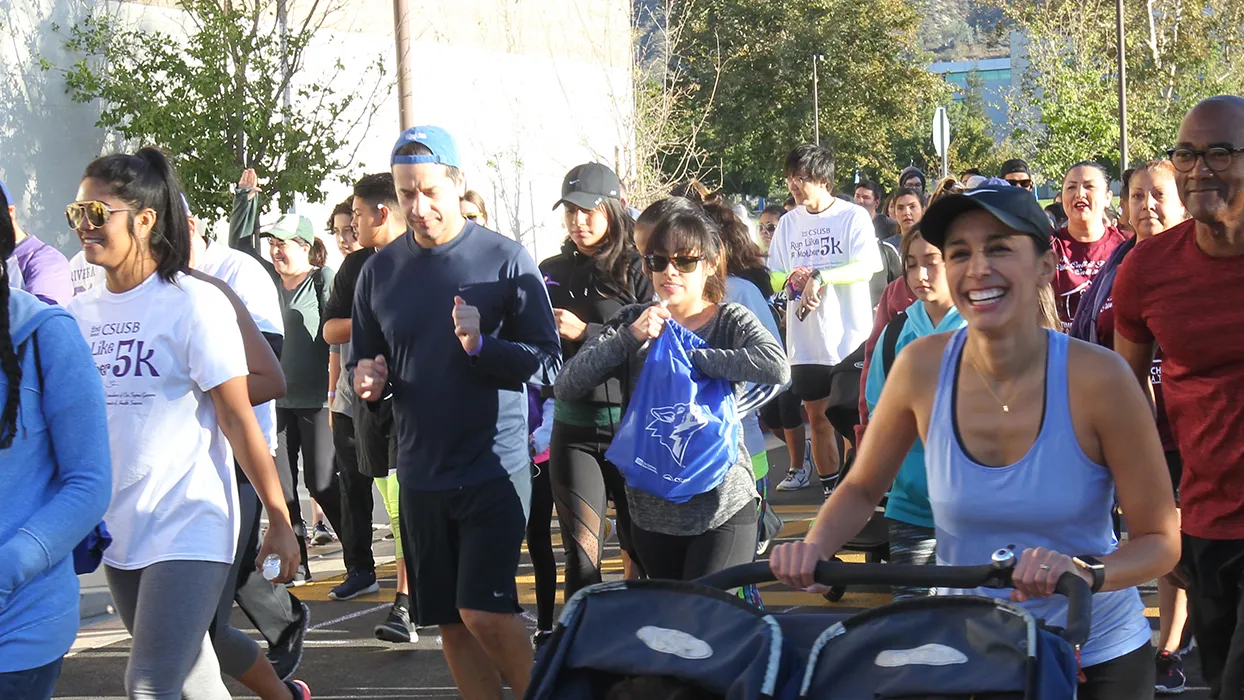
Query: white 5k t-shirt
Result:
<box><xmin>68</xmin><ymin>272</ymin><xmax>249</xmax><ymax>569</ymax></box>
<box><xmin>196</xmin><ymin>241</ymin><xmax>284</xmax><ymax>454</ymax></box>
<box><xmin>769</xmin><ymin>201</ymin><xmax>881</xmax><ymax>366</ymax></box>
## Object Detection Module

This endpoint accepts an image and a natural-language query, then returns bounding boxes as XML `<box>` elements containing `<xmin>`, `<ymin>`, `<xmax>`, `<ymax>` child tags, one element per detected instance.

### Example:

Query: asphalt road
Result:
<box><xmin>58</xmin><ymin>444</ymin><xmax>1212</xmax><ymax>699</ymax></box>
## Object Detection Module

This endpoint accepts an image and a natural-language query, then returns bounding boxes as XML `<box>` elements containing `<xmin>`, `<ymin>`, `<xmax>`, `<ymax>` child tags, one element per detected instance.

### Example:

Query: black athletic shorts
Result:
<box><xmin>399</xmin><ymin>469</ymin><xmax>532</xmax><ymax>627</ymax></box>
<box><xmin>759</xmin><ymin>388</ymin><xmax>803</xmax><ymax>431</ymax></box>
<box><xmin>790</xmin><ymin>364</ymin><xmax>835</xmax><ymax>402</ymax></box>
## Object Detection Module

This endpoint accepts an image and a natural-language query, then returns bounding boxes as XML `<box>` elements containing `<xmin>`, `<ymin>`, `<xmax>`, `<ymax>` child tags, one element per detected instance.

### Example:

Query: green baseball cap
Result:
<box><xmin>263</xmin><ymin>214</ymin><xmax>316</xmax><ymax>245</ymax></box>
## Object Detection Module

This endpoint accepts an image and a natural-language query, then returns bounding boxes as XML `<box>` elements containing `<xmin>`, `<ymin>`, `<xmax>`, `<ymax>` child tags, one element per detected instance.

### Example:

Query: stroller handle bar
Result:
<box><xmin>694</xmin><ymin>551</ymin><xmax>1092</xmax><ymax>648</ymax></box>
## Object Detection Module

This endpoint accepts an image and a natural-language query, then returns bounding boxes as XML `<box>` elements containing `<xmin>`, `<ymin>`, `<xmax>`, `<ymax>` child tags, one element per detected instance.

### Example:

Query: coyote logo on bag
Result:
<box><xmin>646</xmin><ymin>402</ymin><xmax>709</xmax><ymax>467</ymax></box>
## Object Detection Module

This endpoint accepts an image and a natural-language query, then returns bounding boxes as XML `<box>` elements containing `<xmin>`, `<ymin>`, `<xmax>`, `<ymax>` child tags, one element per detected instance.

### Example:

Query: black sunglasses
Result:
<box><xmin>644</xmin><ymin>254</ymin><xmax>703</xmax><ymax>273</ymax></box>
<box><xmin>1006</xmin><ymin>177</ymin><xmax>1034</xmax><ymax>190</ymax></box>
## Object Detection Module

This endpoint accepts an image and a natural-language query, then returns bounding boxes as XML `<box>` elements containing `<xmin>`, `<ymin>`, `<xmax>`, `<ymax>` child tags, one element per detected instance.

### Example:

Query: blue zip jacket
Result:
<box><xmin>865</xmin><ymin>300</ymin><xmax>965</xmax><ymax>529</ymax></box>
<box><xmin>0</xmin><ymin>289</ymin><xmax>111</xmax><ymax>672</ymax></box>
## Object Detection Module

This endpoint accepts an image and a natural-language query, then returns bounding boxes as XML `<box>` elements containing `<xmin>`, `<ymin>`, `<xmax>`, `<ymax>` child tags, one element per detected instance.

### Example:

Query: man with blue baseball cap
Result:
<box><xmin>1</xmin><ymin>179</ymin><xmax>73</xmax><ymax>305</ymax></box>
<box><xmin>350</xmin><ymin>125</ymin><xmax>560</xmax><ymax>698</ymax></box>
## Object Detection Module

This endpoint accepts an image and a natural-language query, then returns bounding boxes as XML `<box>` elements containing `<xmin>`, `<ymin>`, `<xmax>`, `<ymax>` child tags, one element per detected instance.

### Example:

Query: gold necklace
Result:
<box><xmin>965</xmin><ymin>350</ymin><xmax>1022</xmax><ymax>413</ymax></box>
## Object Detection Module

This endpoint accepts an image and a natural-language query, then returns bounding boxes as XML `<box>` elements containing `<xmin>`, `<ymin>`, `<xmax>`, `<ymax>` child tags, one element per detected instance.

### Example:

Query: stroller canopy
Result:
<box><xmin>527</xmin><ymin>580</ymin><xmax>786</xmax><ymax>700</ymax></box>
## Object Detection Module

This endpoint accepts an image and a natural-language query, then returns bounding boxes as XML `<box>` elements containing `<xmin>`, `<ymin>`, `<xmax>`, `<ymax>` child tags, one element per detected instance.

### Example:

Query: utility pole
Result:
<box><xmin>812</xmin><ymin>55</ymin><xmax>824</xmax><ymax>145</ymax></box>
<box><xmin>393</xmin><ymin>0</ymin><xmax>415</xmax><ymax>130</ymax></box>
<box><xmin>1115</xmin><ymin>0</ymin><xmax>1129</xmax><ymax>174</ymax></box>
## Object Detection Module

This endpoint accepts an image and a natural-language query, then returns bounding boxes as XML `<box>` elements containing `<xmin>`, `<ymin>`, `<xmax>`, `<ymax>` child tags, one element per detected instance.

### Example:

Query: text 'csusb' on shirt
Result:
<box><xmin>767</xmin><ymin>200</ymin><xmax>881</xmax><ymax>367</ymax></box>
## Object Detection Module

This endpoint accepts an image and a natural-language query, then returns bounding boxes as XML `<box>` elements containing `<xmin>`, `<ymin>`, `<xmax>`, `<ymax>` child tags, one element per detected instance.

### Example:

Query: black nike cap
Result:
<box><xmin>920</xmin><ymin>179</ymin><xmax>1053</xmax><ymax>252</ymax></box>
<box><xmin>553</xmin><ymin>163</ymin><xmax>623</xmax><ymax>211</ymax></box>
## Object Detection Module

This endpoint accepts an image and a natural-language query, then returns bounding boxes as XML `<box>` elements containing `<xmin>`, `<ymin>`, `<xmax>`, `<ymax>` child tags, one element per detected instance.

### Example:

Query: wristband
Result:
<box><xmin>327</xmin><ymin>392</ymin><xmax>337</xmax><ymax>399</ymax></box>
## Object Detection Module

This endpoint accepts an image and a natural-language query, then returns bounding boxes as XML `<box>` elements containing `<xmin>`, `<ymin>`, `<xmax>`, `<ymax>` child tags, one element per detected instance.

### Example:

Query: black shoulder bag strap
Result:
<box><xmin>881</xmin><ymin>311</ymin><xmax>908</xmax><ymax>375</ymax></box>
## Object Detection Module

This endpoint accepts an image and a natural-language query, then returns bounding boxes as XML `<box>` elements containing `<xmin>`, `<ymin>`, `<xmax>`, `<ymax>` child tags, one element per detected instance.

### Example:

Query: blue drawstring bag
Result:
<box><xmin>606</xmin><ymin>320</ymin><xmax>740</xmax><ymax>503</ymax></box>
<box><xmin>73</xmin><ymin>521</ymin><xmax>112</xmax><ymax>575</ymax></box>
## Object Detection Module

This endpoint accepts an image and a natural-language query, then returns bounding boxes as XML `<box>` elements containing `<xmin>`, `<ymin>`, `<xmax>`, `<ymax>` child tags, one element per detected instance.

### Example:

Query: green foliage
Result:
<box><xmin>46</xmin><ymin>0</ymin><xmax>388</xmax><ymax>219</ymax></box>
<box><xmin>996</xmin><ymin>0</ymin><xmax>1244</xmax><ymax>183</ymax></box>
<box><xmin>671</xmin><ymin>0</ymin><xmax>980</xmax><ymax>198</ymax></box>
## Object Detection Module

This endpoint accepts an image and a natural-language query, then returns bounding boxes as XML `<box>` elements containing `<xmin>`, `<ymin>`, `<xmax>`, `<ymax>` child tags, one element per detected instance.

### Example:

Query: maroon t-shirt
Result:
<box><xmin>1051</xmin><ymin>226</ymin><xmax>1127</xmax><ymax>330</ymax></box>
<box><xmin>1114</xmin><ymin>220</ymin><xmax>1244</xmax><ymax>539</ymax></box>
<box><xmin>1096</xmin><ymin>297</ymin><xmax>1176</xmax><ymax>452</ymax></box>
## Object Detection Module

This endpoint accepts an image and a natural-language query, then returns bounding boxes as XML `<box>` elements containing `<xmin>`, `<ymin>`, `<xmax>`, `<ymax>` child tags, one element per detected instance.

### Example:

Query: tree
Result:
<box><xmin>995</xmin><ymin>0</ymin><xmax>1244</xmax><ymax>181</ymax></box>
<box><xmin>44</xmin><ymin>0</ymin><xmax>389</xmax><ymax>218</ymax></box>
<box><xmin>622</xmin><ymin>0</ymin><xmax>724</xmax><ymax>206</ymax></box>
<box><xmin>674</xmin><ymin>0</ymin><xmax>954</xmax><ymax>197</ymax></box>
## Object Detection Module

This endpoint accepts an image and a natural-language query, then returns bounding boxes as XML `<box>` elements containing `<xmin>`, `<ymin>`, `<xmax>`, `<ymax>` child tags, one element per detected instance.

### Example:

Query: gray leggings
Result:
<box><xmin>106</xmin><ymin>561</ymin><xmax>232</xmax><ymax>700</ymax></box>
<box><xmin>210</xmin><ymin>480</ymin><xmax>264</xmax><ymax>677</ymax></box>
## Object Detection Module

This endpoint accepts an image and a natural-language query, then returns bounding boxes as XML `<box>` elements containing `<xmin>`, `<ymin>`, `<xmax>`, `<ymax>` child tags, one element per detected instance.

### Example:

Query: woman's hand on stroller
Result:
<box><xmin>769</xmin><ymin>541</ymin><xmax>831</xmax><ymax>593</ymax></box>
<box><xmin>1010</xmin><ymin>547</ymin><xmax>1093</xmax><ymax>603</ymax></box>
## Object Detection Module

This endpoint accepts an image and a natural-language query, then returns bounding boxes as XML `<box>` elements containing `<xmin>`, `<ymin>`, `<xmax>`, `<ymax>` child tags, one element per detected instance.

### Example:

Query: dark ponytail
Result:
<box><xmin>0</xmin><ymin>189</ymin><xmax>21</xmax><ymax>448</ymax></box>
<box><xmin>83</xmin><ymin>147</ymin><xmax>191</xmax><ymax>284</ymax></box>
<box><xmin>309</xmin><ymin>239</ymin><xmax>328</xmax><ymax>268</ymax></box>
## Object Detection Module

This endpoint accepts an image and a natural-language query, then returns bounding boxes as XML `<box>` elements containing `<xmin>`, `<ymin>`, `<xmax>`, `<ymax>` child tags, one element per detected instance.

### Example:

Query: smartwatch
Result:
<box><xmin>1072</xmin><ymin>555</ymin><xmax>1106</xmax><ymax>593</ymax></box>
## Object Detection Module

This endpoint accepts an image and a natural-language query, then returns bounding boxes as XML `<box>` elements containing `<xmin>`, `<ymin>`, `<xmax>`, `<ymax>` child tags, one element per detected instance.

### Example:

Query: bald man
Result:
<box><xmin>1113</xmin><ymin>95</ymin><xmax>1244</xmax><ymax>699</ymax></box>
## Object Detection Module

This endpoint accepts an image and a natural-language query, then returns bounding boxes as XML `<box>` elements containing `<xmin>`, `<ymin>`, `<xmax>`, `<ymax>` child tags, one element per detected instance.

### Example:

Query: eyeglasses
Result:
<box><xmin>1007</xmin><ymin>177</ymin><xmax>1034</xmax><ymax>190</ymax></box>
<box><xmin>644</xmin><ymin>254</ymin><xmax>703</xmax><ymax>273</ymax></box>
<box><xmin>760</xmin><ymin>223</ymin><xmax>777</xmax><ymax>234</ymax></box>
<box><xmin>464</xmin><ymin>213</ymin><xmax>483</xmax><ymax>221</ymax></box>
<box><xmin>1167</xmin><ymin>146</ymin><xmax>1244</xmax><ymax>173</ymax></box>
<box><xmin>66</xmin><ymin>201</ymin><xmax>135</xmax><ymax>230</ymax></box>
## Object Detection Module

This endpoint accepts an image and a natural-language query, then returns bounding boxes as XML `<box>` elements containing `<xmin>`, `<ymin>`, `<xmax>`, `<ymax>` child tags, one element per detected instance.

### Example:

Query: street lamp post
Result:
<box><xmin>813</xmin><ymin>54</ymin><xmax>824</xmax><ymax>145</ymax></box>
<box><xmin>1116</xmin><ymin>0</ymin><xmax>1129</xmax><ymax>173</ymax></box>
<box><xmin>393</xmin><ymin>0</ymin><xmax>415</xmax><ymax>130</ymax></box>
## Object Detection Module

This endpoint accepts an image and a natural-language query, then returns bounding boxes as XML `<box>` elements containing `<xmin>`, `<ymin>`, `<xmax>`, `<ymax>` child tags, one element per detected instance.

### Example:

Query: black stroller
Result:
<box><xmin>526</xmin><ymin>549</ymin><xmax>1090</xmax><ymax>700</ymax></box>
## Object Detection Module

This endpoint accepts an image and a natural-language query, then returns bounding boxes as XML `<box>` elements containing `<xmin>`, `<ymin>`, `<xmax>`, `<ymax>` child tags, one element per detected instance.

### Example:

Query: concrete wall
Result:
<box><xmin>0</xmin><ymin>0</ymin><xmax>634</xmax><ymax>268</ymax></box>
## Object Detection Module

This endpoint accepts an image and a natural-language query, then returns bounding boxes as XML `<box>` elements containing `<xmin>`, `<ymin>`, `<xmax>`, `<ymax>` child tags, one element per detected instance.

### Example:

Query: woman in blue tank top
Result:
<box><xmin>770</xmin><ymin>185</ymin><xmax>1180</xmax><ymax>700</ymax></box>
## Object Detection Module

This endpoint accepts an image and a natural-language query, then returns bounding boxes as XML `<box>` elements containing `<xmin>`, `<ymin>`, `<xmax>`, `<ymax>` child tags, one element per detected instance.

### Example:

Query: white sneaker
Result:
<box><xmin>777</xmin><ymin>467</ymin><xmax>811</xmax><ymax>491</ymax></box>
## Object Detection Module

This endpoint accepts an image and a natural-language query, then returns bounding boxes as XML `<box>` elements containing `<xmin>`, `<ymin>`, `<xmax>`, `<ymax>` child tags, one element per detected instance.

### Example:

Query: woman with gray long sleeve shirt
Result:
<box><xmin>554</xmin><ymin>207</ymin><xmax>789</xmax><ymax>581</ymax></box>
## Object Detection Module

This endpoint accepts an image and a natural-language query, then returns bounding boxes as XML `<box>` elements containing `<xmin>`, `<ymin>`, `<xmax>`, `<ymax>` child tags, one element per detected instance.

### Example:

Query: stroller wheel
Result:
<box><xmin>823</xmin><ymin>586</ymin><xmax>846</xmax><ymax>603</ymax></box>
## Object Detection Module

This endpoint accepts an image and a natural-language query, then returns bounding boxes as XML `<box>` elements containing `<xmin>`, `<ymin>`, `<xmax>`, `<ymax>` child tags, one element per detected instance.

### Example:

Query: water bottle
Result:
<box><xmin>262</xmin><ymin>554</ymin><xmax>282</xmax><ymax>582</ymax></box>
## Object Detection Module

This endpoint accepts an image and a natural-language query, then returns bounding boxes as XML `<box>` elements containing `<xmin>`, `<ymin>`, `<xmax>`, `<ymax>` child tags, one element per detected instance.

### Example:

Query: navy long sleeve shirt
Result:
<box><xmin>350</xmin><ymin>222</ymin><xmax>561</xmax><ymax>489</ymax></box>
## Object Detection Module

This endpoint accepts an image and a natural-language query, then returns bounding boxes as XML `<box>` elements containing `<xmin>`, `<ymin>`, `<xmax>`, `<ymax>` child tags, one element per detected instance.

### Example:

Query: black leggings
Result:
<box><xmin>526</xmin><ymin>461</ymin><xmax>557</xmax><ymax>631</ymax></box>
<box><xmin>276</xmin><ymin>406</ymin><xmax>340</xmax><ymax>570</ymax></box>
<box><xmin>630</xmin><ymin>503</ymin><xmax>758</xmax><ymax>582</ymax></box>
<box><xmin>1080</xmin><ymin>642</ymin><xmax>1154</xmax><ymax>700</ymax></box>
<box><xmin>549</xmin><ymin>421</ymin><xmax>636</xmax><ymax>599</ymax></box>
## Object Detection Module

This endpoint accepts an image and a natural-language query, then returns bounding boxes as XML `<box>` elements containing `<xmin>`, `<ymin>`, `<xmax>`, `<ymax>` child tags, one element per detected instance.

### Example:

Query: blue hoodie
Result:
<box><xmin>865</xmin><ymin>299</ymin><xmax>965</xmax><ymax>529</ymax></box>
<box><xmin>0</xmin><ymin>289</ymin><xmax>111</xmax><ymax>672</ymax></box>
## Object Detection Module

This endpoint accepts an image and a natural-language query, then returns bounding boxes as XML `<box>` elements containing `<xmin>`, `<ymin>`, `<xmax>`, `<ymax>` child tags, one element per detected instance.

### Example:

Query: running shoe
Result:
<box><xmin>311</xmin><ymin>521</ymin><xmax>336</xmax><ymax>545</ymax></box>
<box><xmin>374</xmin><ymin>603</ymin><xmax>415</xmax><ymax>643</ymax></box>
<box><xmin>532</xmin><ymin>629</ymin><xmax>554</xmax><ymax>651</ymax></box>
<box><xmin>285</xmin><ymin>679</ymin><xmax>311</xmax><ymax>700</ymax></box>
<box><xmin>603</xmin><ymin>517</ymin><xmax>616</xmax><ymax>543</ymax></box>
<box><xmin>776</xmin><ymin>466</ymin><xmax>810</xmax><ymax>491</ymax></box>
<box><xmin>268</xmin><ymin>602</ymin><xmax>310</xmax><ymax>681</ymax></box>
<box><xmin>329</xmin><ymin>569</ymin><xmax>379</xmax><ymax>600</ymax></box>
<box><xmin>1155</xmin><ymin>650</ymin><xmax>1187</xmax><ymax>694</ymax></box>
<box><xmin>287</xmin><ymin>566</ymin><xmax>312</xmax><ymax>587</ymax></box>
